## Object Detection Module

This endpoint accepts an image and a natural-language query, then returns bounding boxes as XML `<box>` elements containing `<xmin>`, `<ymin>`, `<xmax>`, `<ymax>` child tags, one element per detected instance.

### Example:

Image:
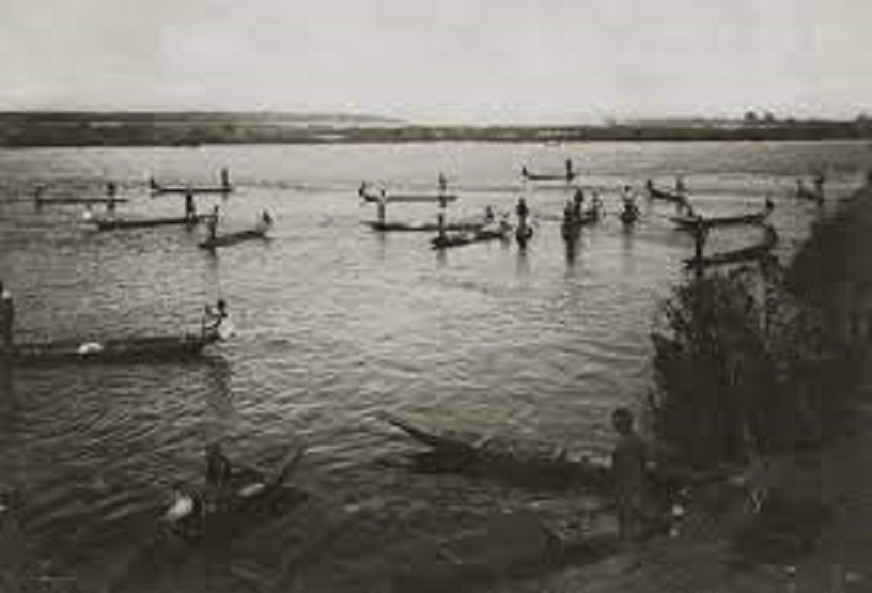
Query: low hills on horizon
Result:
<box><xmin>0</xmin><ymin>110</ymin><xmax>869</xmax><ymax>147</ymax></box>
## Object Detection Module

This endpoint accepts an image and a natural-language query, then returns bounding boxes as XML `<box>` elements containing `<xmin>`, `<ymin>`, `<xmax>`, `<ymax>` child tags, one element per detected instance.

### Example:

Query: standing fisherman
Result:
<box><xmin>438</xmin><ymin>173</ymin><xmax>448</xmax><ymax>195</ymax></box>
<box><xmin>572</xmin><ymin>188</ymin><xmax>585</xmax><ymax>221</ymax></box>
<box><xmin>812</xmin><ymin>172</ymin><xmax>826</xmax><ymax>203</ymax></box>
<box><xmin>377</xmin><ymin>190</ymin><xmax>388</xmax><ymax>227</ymax></box>
<box><xmin>207</xmin><ymin>205</ymin><xmax>220</xmax><ymax>242</ymax></box>
<box><xmin>33</xmin><ymin>185</ymin><xmax>46</xmax><ymax>209</ymax></box>
<box><xmin>565</xmin><ymin>159</ymin><xmax>575</xmax><ymax>181</ymax></box>
<box><xmin>184</xmin><ymin>191</ymin><xmax>197</xmax><ymax>221</ymax></box>
<box><xmin>515</xmin><ymin>197</ymin><xmax>532</xmax><ymax>248</ymax></box>
<box><xmin>106</xmin><ymin>182</ymin><xmax>118</xmax><ymax>212</ymax></box>
<box><xmin>220</xmin><ymin>168</ymin><xmax>231</xmax><ymax>190</ymax></box>
<box><xmin>0</xmin><ymin>282</ymin><xmax>14</xmax><ymax>355</ymax></box>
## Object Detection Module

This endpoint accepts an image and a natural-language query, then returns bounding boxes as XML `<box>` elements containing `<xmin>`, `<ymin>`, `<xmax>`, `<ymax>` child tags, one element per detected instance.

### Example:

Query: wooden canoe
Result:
<box><xmin>431</xmin><ymin>226</ymin><xmax>511</xmax><ymax>250</ymax></box>
<box><xmin>162</xmin><ymin>447</ymin><xmax>307</xmax><ymax>541</ymax></box>
<box><xmin>4</xmin><ymin>333</ymin><xmax>218</xmax><ymax>367</ymax></box>
<box><xmin>367</xmin><ymin>220</ymin><xmax>484</xmax><ymax>232</ymax></box>
<box><xmin>91</xmin><ymin>215</ymin><xmax>209</xmax><ymax>231</ymax></box>
<box><xmin>360</xmin><ymin>190</ymin><xmax>459</xmax><ymax>204</ymax></box>
<box><xmin>36</xmin><ymin>197</ymin><xmax>129</xmax><ymax>206</ymax></box>
<box><xmin>521</xmin><ymin>170</ymin><xmax>578</xmax><ymax>182</ymax></box>
<box><xmin>199</xmin><ymin>228</ymin><xmax>268</xmax><ymax>250</ymax></box>
<box><xmin>684</xmin><ymin>227</ymin><xmax>779</xmax><ymax>269</ymax></box>
<box><xmin>380</xmin><ymin>413</ymin><xmax>612</xmax><ymax>491</ymax></box>
<box><xmin>150</xmin><ymin>183</ymin><xmax>233</xmax><ymax>196</ymax></box>
<box><xmin>670</xmin><ymin>209</ymin><xmax>770</xmax><ymax>231</ymax></box>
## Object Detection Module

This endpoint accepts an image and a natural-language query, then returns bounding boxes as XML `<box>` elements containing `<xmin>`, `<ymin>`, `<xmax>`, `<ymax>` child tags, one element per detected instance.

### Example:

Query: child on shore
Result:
<box><xmin>610</xmin><ymin>407</ymin><xmax>651</xmax><ymax>546</ymax></box>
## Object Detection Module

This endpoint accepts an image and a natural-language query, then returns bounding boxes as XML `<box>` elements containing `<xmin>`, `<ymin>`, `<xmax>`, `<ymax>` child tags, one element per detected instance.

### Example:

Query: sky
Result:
<box><xmin>1</xmin><ymin>0</ymin><xmax>870</xmax><ymax>123</ymax></box>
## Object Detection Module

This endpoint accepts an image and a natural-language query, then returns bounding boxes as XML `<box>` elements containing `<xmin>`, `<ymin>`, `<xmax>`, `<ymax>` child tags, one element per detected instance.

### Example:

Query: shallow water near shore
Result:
<box><xmin>0</xmin><ymin>140</ymin><xmax>866</xmax><ymax>590</ymax></box>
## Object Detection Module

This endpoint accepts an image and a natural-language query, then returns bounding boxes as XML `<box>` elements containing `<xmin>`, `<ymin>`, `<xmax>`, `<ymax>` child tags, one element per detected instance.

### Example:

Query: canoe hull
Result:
<box><xmin>361</xmin><ymin>193</ymin><xmax>458</xmax><ymax>204</ymax></box>
<box><xmin>647</xmin><ymin>186</ymin><xmax>686</xmax><ymax>204</ymax></box>
<box><xmin>92</xmin><ymin>215</ymin><xmax>208</xmax><ymax>231</ymax></box>
<box><xmin>685</xmin><ymin>231</ymin><xmax>778</xmax><ymax>269</ymax></box>
<box><xmin>368</xmin><ymin>220</ymin><xmax>483</xmax><ymax>232</ymax></box>
<box><xmin>4</xmin><ymin>334</ymin><xmax>217</xmax><ymax>367</ymax></box>
<box><xmin>36</xmin><ymin>198</ymin><xmax>128</xmax><ymax>206</ymax></box>
<box><xmin>432</xmin><ymin>228</ymin><xmax>510</xmax><ymax>250</ymax></box>
<box><xmin>151</xmin><ymin>186</ymin><xmax>233</xmax><ymax>196</ymax></box>
<box><xmin>521</xmin><ymin>169</ymin><xmax>578</xmax><ymax>182</ymax></box>
<box><xmin>671</xmin><ymin>212</ymin><xmax>768</xmax><ymax>230</ymax></box>
<box><xmin>199</xmin><ymin>229</ymin><xmax>268</xmax><ymax>249</ymax></box>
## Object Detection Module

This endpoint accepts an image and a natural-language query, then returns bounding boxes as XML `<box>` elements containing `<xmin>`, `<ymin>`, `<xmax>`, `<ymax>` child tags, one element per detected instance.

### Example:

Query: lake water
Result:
<box><xmin>0</xmin><ymin>140</ymin><xmax>866</xmax><ymax>591</ymax></box>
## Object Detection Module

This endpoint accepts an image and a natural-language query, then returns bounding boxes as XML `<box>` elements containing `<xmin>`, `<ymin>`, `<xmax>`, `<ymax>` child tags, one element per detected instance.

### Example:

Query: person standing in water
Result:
<box><xmin>610</xmin><ymin>407</ymin><xmax>652</xmax><ymax>547</ymax></box>
<box><xmin>515</xmin><ymin>197</ymin><xmax>530</xmax><ymax>222</ymax></box>
<box><xmin>572</xmin><ymin>188</ymin><xmax>585</xmax><ymax>220</ymax></box>
<box><xmin>207</xmin><ymin>205</ymin><xmax>220</xmax><ymax>241</ymax></box>
<box><xmin>184</xmin><ymin>192</ymin><xmax>197</xmax><ymax>221</ymax></box>
<box><xmin>106</xmin><ymin>182</ymin><xmax>118</xmax><ymax>212</ymax></box>
<box><xmin>565</xmin><ymin>159</ymin><xmax>575</xmax><ymax>181</ymax></box>
<box><xmin>515</xmin><ymin>197</ymin><xmax>532</xmax><ymax>247</ymax></box>
<box><xmin>0</xmin><ymin>282</ymin><xmax>14</xmax><ymax>354</ymax></box>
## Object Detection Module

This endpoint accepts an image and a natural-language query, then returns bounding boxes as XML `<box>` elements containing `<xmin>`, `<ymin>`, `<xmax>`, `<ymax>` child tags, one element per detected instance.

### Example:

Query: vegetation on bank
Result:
<box><xmin>651</xmin><ymin>181</ymin><xmax>872</xmax><ymax>470</ymax></box>
<box><xmin>647</xmin><ymin>181</ymin><xmax>872</xmax><ymax>562</ymax></box>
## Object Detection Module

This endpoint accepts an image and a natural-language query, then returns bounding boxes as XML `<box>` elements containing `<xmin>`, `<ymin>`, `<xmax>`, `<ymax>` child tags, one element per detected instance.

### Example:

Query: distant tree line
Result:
<box><xmin>0</xmin><ymin>113</ymin><xmax>869</xmax><ymax>147</ymax></box>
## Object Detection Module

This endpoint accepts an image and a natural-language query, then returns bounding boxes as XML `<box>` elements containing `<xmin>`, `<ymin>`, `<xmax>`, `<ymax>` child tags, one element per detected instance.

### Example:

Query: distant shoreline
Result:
<box><xmin>0</xmin><ymin>112</ymin><xmax>868</xmax><ymax>147</ymax></box>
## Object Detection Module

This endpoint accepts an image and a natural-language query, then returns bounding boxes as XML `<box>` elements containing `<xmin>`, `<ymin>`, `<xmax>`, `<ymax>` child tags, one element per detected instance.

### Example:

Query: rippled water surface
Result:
<box><xmin>0</xmin><ymin>141</ymin><xmax>866</xmax><ymax>590</ymax></box>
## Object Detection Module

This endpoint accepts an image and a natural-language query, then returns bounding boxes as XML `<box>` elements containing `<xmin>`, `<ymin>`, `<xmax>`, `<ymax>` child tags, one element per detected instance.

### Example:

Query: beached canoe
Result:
<box><xmin>684</xmin><ymin>227</ymin><xmax>779</xmax><ymax>269</ymax></box>
<box><xmin>162</xmin><ymin>447</ymin><xmax>307</xmax><ymax>541</ymax></box>
<box><xmin>90</xmin><ymin>214</ymin><xmax>209</xmax><ymax>231</ymax></box>
<box><xmin>367</xmin><ymin>220</ymin><xmax>484</xmax><ymax>232</ymax></box>
<box><xmin>670</xmin><ymin>209</ymin><xmax>771</xmax><ymax>231</ymax></box>
<box><xmin>4</xmin><ymin>333</ymin><xmax>219</xmax><ymax>367</ymax></box>
<box><xmin>199</xmin><ymin>228</ymin><xmax>268</xmax><ymax>250</ymax></box>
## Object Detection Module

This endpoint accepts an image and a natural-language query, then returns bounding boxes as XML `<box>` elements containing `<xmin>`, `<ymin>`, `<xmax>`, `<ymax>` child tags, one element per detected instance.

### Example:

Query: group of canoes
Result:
<box><xmin>10</xmin><ymin>170</ymin><xmax>266</xmax><ymax>367</ymax></box>
<box><xmin>48</xmin><ymin>170</ymin><xmax>275</xmax><ymax>249</ymax></box>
